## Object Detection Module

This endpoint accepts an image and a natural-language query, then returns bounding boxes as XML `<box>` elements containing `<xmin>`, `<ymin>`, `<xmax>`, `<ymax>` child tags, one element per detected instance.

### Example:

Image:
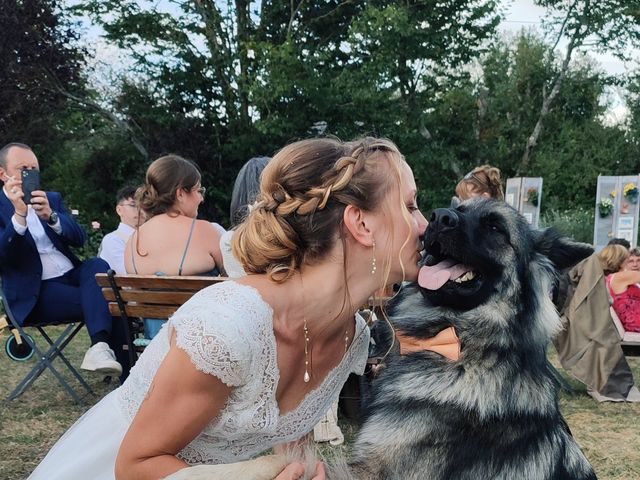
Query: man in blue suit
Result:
<box><xmin>0</xmin><ymin>143</ymin><xmax>122</xmax><ymax>376</ymax></box>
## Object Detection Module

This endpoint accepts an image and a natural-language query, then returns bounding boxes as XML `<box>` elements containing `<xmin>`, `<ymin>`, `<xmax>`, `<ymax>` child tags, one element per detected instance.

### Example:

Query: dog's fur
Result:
<box><xmin>339</xmin><ymin>199</ymin><xmax>596</xmax><ymax>479</ymax></box>
<box><xmin>168</xmin><ymin>198</ymin><xmax>597</xmax><ymax>480</ymax></box>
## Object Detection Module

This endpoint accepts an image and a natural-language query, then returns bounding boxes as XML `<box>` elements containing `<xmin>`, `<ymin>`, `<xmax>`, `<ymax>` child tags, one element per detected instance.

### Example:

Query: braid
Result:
<box><xmin>233</xmin><ymin>137</ymin><xmax>402</xmax><ymax>282</ymax></box>
<box><xmin>264</xmin><ymin>155</ymin><xmax>364</xmax><ymax>217</ymax></box>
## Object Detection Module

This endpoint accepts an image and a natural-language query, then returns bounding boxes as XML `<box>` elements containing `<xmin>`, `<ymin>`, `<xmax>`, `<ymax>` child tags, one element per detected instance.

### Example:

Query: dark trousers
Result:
<box><xmin>25</xmin><ymin>257</ymin><xmax>131</xmax><ymax>381</ymax></box>
<box><xmin>26</xmin><ymin>258</ymin><xmax>112</xmax><ymax>338</ymax></box>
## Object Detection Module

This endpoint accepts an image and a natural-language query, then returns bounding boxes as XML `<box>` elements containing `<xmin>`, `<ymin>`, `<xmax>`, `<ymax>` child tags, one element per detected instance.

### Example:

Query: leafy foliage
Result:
<box><xmin>2</xmin><ymin>0</ymin><xmax>640</xmax><ymax>234</ymax></box>
<box><xmin>0</xmin><ymin>0</ymin><xmax>86</xmax><ymax>157</ymax></box>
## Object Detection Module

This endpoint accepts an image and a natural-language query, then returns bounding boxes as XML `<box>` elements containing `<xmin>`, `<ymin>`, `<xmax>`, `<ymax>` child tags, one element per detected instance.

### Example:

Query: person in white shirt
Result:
<box><xmin>0</xmin><ymin>143</ymin><xmax>122</xmax><ymax>377</ymax></box>
<box><xmin>99</xmin><ymin>186</ymin><xmax>143</xmax><ymax>274</ymax></box>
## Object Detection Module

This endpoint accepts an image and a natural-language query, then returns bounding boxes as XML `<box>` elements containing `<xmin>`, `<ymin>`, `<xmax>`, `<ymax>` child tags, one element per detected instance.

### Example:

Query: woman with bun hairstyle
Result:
<box><xmin>455</xmin><ymin>164</ymin><xmax>504</xmax><ymax>201</ymax></box>
<box><xmin>29</xmin><ymin>137</ymin><xmax>428</xmax><ymax>480</ymax></box>
<box><xmin>123</xmin><ymin>154</ymin><xmax>223</xmax><ymax>277</ymax></box>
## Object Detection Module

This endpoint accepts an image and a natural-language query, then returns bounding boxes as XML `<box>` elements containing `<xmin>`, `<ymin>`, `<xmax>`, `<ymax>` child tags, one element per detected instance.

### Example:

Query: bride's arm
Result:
<box><xmin>114</xmin><ymin>342</ymin><xmax>232</xmax><ymax>480</ymax></box>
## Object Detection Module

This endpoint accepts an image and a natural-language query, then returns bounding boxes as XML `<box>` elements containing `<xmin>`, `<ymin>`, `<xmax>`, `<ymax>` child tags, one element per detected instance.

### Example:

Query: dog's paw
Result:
<box><xmin>163</xmin><ymin>455</ymin><xmax>289</xmax><ymax>480</ymax></box>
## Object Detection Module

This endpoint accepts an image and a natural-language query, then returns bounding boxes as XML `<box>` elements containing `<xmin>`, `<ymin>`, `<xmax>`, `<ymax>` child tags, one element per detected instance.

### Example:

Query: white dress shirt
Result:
<box><xmin>98</xmin><ymin>223</ymin><xmax>135</xmax><ymax>274</ymax></box>
<box><xmin>5</xmin><ymin>187</ymin><xmax>73</xmax><ymax>280</ymax></box>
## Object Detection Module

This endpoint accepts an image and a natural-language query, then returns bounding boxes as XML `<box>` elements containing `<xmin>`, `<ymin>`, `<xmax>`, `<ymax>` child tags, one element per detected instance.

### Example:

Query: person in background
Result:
<box><xmin>601</xmin><ymin>244</ymin><xmax>640</xmax><ymax>333</ymax></box>
<box><xmin>125</xmin><ymin>154</ymin><xmax>223</xmax><ymax>277</ymax></box>
<box><xmin>625</xmin><ymin>247</ymin><xmax>640</xmax><ymax>271</ymax></box>
<box><xmin>607</xmin><ymin>237</ymin><xmax>631</xmax><ymax>250</ymax></box>
<box><xmin>0</xmin><ymin>142</ymin><xmax>122</xmax><ymax>376</ymax></box>
<box><xmin>229</xmin><ymin>156</ymin><xmax>271</xmax><ymax>227</ymax></box>
<box><xmin>220</xmin><ymin>156</ymin><xmax>270</xmax><ymax>278</ymax></box>
<box><xmin>99</xmin><ymin>186</ymin><xmax>143</xmax><ymax>274</ymax></box>
<box><xmin>454</xmin><ymin>164</ymin><xmax>504</xmax><ymax>201</ymax></box>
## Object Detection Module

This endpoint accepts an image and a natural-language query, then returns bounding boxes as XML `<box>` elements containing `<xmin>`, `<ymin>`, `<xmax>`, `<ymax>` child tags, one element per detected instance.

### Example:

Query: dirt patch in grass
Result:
<box><xmin>1</xmin><ymin>327</ymin><xmax>639</xmax><ymax>479</ymax></box>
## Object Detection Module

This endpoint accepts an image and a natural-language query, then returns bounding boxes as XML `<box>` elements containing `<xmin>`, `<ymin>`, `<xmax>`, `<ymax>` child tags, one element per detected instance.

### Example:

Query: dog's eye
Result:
<box><xmin>485</xmin><ymin>222</ymin><xmax>506</xmax><ymax>236</ymax></box>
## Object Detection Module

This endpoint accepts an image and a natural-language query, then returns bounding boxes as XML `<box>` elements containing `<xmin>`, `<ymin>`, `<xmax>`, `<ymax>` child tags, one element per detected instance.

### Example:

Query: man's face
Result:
<box><xmin>116</xmin><ymin>197</ymin><xmax>142</xmax><ymax>228</ymax></box>
<box><xmin>0</xmin><ymin>147</ymin><xmax>39</xmax><ymax>183</ymax></box>
<box><xmin>626</xmin><ymin>255</ymin><xmax>640</xmax><ymax>271</ymax></box>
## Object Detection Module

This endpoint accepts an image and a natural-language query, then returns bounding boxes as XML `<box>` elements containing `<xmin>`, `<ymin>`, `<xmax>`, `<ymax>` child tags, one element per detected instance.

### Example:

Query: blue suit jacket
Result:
<box><xmin>0</xmin><ymin>190</ymin><xmax>86</xmax><ymax>324</ymax></box>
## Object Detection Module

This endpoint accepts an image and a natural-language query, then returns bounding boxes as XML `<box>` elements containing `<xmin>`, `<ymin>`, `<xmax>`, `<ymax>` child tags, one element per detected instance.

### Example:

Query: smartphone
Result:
<box><xmin>21</xmin><ymin>169</ymin><xmax>40</xmax><ymax>205</ymax></box>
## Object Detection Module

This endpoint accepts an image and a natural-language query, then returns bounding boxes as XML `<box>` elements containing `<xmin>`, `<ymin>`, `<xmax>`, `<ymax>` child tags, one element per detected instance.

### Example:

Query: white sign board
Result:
<box><xmin>593</xmin><ymin>175</ymin><xmax>640</xmax><ymax>251</ymax></box>
<box><xmin>505</xmin><ymin>177</ymin><xmax>543</xmax><ymax>229</ymax></box>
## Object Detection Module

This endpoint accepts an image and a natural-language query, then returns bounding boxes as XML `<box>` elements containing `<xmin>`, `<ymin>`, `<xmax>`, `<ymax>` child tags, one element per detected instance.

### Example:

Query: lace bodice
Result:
<box><xmin>116</xmin><ymin>281</ymin><xmax>370</xmax><ymax>464</ymax></box>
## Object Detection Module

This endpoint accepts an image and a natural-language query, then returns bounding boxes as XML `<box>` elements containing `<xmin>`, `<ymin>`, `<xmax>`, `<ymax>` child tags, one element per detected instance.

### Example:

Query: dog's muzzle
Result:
<box><xmin>429</xmin><ymin>208</ymin><xmax>459</xmax><ymax>235</ymax></box>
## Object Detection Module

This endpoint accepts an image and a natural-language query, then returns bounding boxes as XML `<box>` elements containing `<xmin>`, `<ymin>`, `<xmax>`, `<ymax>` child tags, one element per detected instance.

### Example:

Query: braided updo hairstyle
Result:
<box><xmin>455</xmin><ymin>164</ymin><xmax>504</xmax><ymax>201</ymax></box>
<box><xmin>232</xmin><ymin>137</ymin><xmax>405</xmax><ymax>282</ymax></box>
<box><xmin>136</xmin><ymin>154</ymin><xmax>201</xmax><ymax>219</ymax></box>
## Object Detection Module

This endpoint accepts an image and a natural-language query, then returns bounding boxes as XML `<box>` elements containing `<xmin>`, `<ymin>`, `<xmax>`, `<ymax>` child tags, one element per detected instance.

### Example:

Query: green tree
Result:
<box><xmin>418</xmin><ymin>30</ymin><xmax>636</xmax><ymax>211</ymax></box>
<box><xmin>0</xmin><ymin>0</ymin><xmax>86</xmax><ymax>154</ymax></box>
<box><xmin>517</xmin><ymin>0</ymin><xmax>640</xmax><ymax>173</ymax></box>
<box><xmin>71</xmin><ymin>0</ymin><xmax>502</xmax><ymax>219</ymax></box>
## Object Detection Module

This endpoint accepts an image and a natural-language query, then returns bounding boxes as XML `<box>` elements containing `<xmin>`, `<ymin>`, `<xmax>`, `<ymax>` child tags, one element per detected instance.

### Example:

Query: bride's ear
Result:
<box><xmin>343</xmin><ymin>205</ymin><xmax>375</xmax><ymax>247</ymax></box>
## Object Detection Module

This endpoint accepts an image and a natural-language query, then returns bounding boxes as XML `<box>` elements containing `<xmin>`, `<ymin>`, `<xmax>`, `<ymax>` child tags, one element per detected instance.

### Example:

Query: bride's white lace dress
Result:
<box><xmin>29</xmin><ymin>281</ymin><xmax>370</xmax><ymax>480</ymax></box>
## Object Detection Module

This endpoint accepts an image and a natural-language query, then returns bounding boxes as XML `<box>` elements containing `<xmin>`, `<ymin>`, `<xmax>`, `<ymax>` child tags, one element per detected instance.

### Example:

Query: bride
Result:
<box><xmin>28</xmin><ymin>136</ymin><xmax>428</xmax><ymax>480</ymax></box>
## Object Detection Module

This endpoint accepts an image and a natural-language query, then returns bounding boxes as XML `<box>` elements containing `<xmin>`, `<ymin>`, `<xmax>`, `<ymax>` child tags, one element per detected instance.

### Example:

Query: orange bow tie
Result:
<box><xmin>395</xmin><ymin>326</ymin><xmax>461</xmax><ymax>361</ymax></box>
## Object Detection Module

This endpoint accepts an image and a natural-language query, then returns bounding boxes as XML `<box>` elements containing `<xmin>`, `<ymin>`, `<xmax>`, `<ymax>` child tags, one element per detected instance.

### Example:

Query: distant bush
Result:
<box><xmin>540</xmin><ymin>208</ymin><xmax>594</xmax><ymax>244</ymax></box>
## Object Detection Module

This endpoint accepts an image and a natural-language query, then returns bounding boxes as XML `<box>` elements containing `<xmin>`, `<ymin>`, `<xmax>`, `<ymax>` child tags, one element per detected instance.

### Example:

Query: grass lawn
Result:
<box><xmin>1</xmin><ymin>327</ymin><xmax>639</xmax><ymax>480</ymax></box>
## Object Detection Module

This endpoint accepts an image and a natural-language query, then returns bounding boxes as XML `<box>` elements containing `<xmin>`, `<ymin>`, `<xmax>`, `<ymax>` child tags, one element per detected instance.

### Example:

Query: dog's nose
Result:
<box><xmin>430</xmin><ymin>208</ymin><xmax>459</xmax><ymax>232</ymax></box>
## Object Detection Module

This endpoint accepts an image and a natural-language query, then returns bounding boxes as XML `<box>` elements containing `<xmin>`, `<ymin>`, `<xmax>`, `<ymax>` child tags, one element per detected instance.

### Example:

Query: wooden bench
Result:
<box><xmin>96</xmin><ymin>271</ymin><xmax>227</xmax><ymax>367</ymax></box>
<box><xmin>610</xmin><ymin>306</ymin><xmax>640</xmax><ymax>348</ymax></box>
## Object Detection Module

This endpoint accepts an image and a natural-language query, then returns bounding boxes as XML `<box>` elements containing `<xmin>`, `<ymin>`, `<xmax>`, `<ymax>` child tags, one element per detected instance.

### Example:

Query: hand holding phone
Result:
<box><xmin>21</xmin><ymin>169</ymin><xmax>40</xmax><ymax>205</ymax></box>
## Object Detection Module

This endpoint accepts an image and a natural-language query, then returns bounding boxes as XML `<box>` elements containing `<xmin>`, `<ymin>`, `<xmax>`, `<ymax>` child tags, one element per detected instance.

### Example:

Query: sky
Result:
<box><xmin>502</xmin><ymin>0</ymin><xmax>635</xmax><ymax>76</ymax></box>
<box><xmin>501</xmin><ymin>0</ymin><xmax>637</xmax><ymax>123</ymax></box>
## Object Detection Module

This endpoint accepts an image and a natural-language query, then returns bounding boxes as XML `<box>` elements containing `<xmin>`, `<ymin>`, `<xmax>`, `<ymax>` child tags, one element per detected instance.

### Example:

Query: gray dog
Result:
<box><xmin>168</xmin><ymin>198</ymin><xmax>597</xmax><ymax>480</ymax></box>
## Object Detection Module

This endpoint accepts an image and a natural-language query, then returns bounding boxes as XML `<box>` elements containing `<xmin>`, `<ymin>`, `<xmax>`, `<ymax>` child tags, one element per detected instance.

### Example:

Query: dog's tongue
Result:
<box><xmin>418</xmin><ymin>259</ymin><xmax>471</xmax><ymax>290</ymax></box>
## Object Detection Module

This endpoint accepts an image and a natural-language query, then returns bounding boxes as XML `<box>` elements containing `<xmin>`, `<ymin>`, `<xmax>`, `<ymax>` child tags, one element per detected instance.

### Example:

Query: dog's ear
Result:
<box><xmin>533</xmin><ymin>227</ymin><xmax>594</xmax><ymax>270</ymax></box>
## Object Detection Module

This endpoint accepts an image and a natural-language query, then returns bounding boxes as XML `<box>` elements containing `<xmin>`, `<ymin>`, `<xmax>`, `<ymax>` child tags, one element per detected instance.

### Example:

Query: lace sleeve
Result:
<box><xmin>170</xmin><ymin>288</ymin><xmax>253</xmax><ymax>387</ymax></box>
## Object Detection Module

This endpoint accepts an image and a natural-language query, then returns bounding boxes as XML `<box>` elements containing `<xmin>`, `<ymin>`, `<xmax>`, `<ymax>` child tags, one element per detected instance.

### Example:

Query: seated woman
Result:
<box><xmin>124</xmin><ymin>154</ymin><xmax>223</xmax><ymax>277</ymax></box>
<box><xmin>454</xmin><ymin>164</ymin><xmax>504</xmax><ymax>201</ymax></box>
<box><xmin>602</xmin><ymin>244</ymin><xmax>640</xmax><ymax>332</ymax></box>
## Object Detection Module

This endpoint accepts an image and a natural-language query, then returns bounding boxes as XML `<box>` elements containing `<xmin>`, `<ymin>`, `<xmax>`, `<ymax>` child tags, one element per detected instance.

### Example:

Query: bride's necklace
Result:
<box><xmin>300</xmin><ymin>274</ymin><xmax>349</xmax><ymax>383</ymax></box>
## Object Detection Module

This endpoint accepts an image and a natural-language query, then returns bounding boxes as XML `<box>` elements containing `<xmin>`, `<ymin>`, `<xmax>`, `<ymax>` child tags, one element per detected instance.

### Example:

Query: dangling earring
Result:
<box><xmin>371</xmin><ymin>240</ymin><xmax>377</xmax><ymax>275</ymax></box>
<box><xmin>303</xmin><ymin>318</ymin><xmax>310</xmax><ymax>383</ymax></box>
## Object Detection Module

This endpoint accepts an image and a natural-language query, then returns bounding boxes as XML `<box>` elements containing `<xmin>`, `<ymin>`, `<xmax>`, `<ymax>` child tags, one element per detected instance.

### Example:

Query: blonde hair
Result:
<box><xmin>598</xmin><ymin>244</ymin><xmax>629</xmax><ymax>275</ymax></box>
<box><xmin>232</xmin><ymin>137</ymin><xmax>409</xmax><ymax>284</ymax></box>
<box><xmin>455</xmin><ymin>164</ymin><xmax>504</xmax><ymax>200</ymax></box>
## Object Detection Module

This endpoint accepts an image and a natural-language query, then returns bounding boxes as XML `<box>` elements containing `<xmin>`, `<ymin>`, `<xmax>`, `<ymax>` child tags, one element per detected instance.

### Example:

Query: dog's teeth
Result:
<box><xmin>455</xmin><ymin>271</ymin><xmax>476</xmax><ymax>283</ymax></box>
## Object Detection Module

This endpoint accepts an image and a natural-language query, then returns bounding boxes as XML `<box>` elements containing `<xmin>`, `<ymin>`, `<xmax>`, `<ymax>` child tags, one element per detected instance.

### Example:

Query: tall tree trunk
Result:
<box><xmin>516</xmin><ymin>0</ymin><xmax>585</xmax><ymax>175</ymax></box>
<box><xmin>192</xmin><ymin>0</ymin><xmax>237</xmax><ymax>126</ymax></box>
<box><xmin>235</xmin><ymin>0</ymin><xmax>250</xmax><ymax>127</ymax></box>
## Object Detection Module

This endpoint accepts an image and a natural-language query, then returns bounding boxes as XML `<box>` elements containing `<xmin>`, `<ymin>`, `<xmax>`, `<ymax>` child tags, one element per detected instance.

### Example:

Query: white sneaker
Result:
<box><xmin>81</xmin><ymin>342</ymin><xmax>122</xmax><ymax>376</ymax></box>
